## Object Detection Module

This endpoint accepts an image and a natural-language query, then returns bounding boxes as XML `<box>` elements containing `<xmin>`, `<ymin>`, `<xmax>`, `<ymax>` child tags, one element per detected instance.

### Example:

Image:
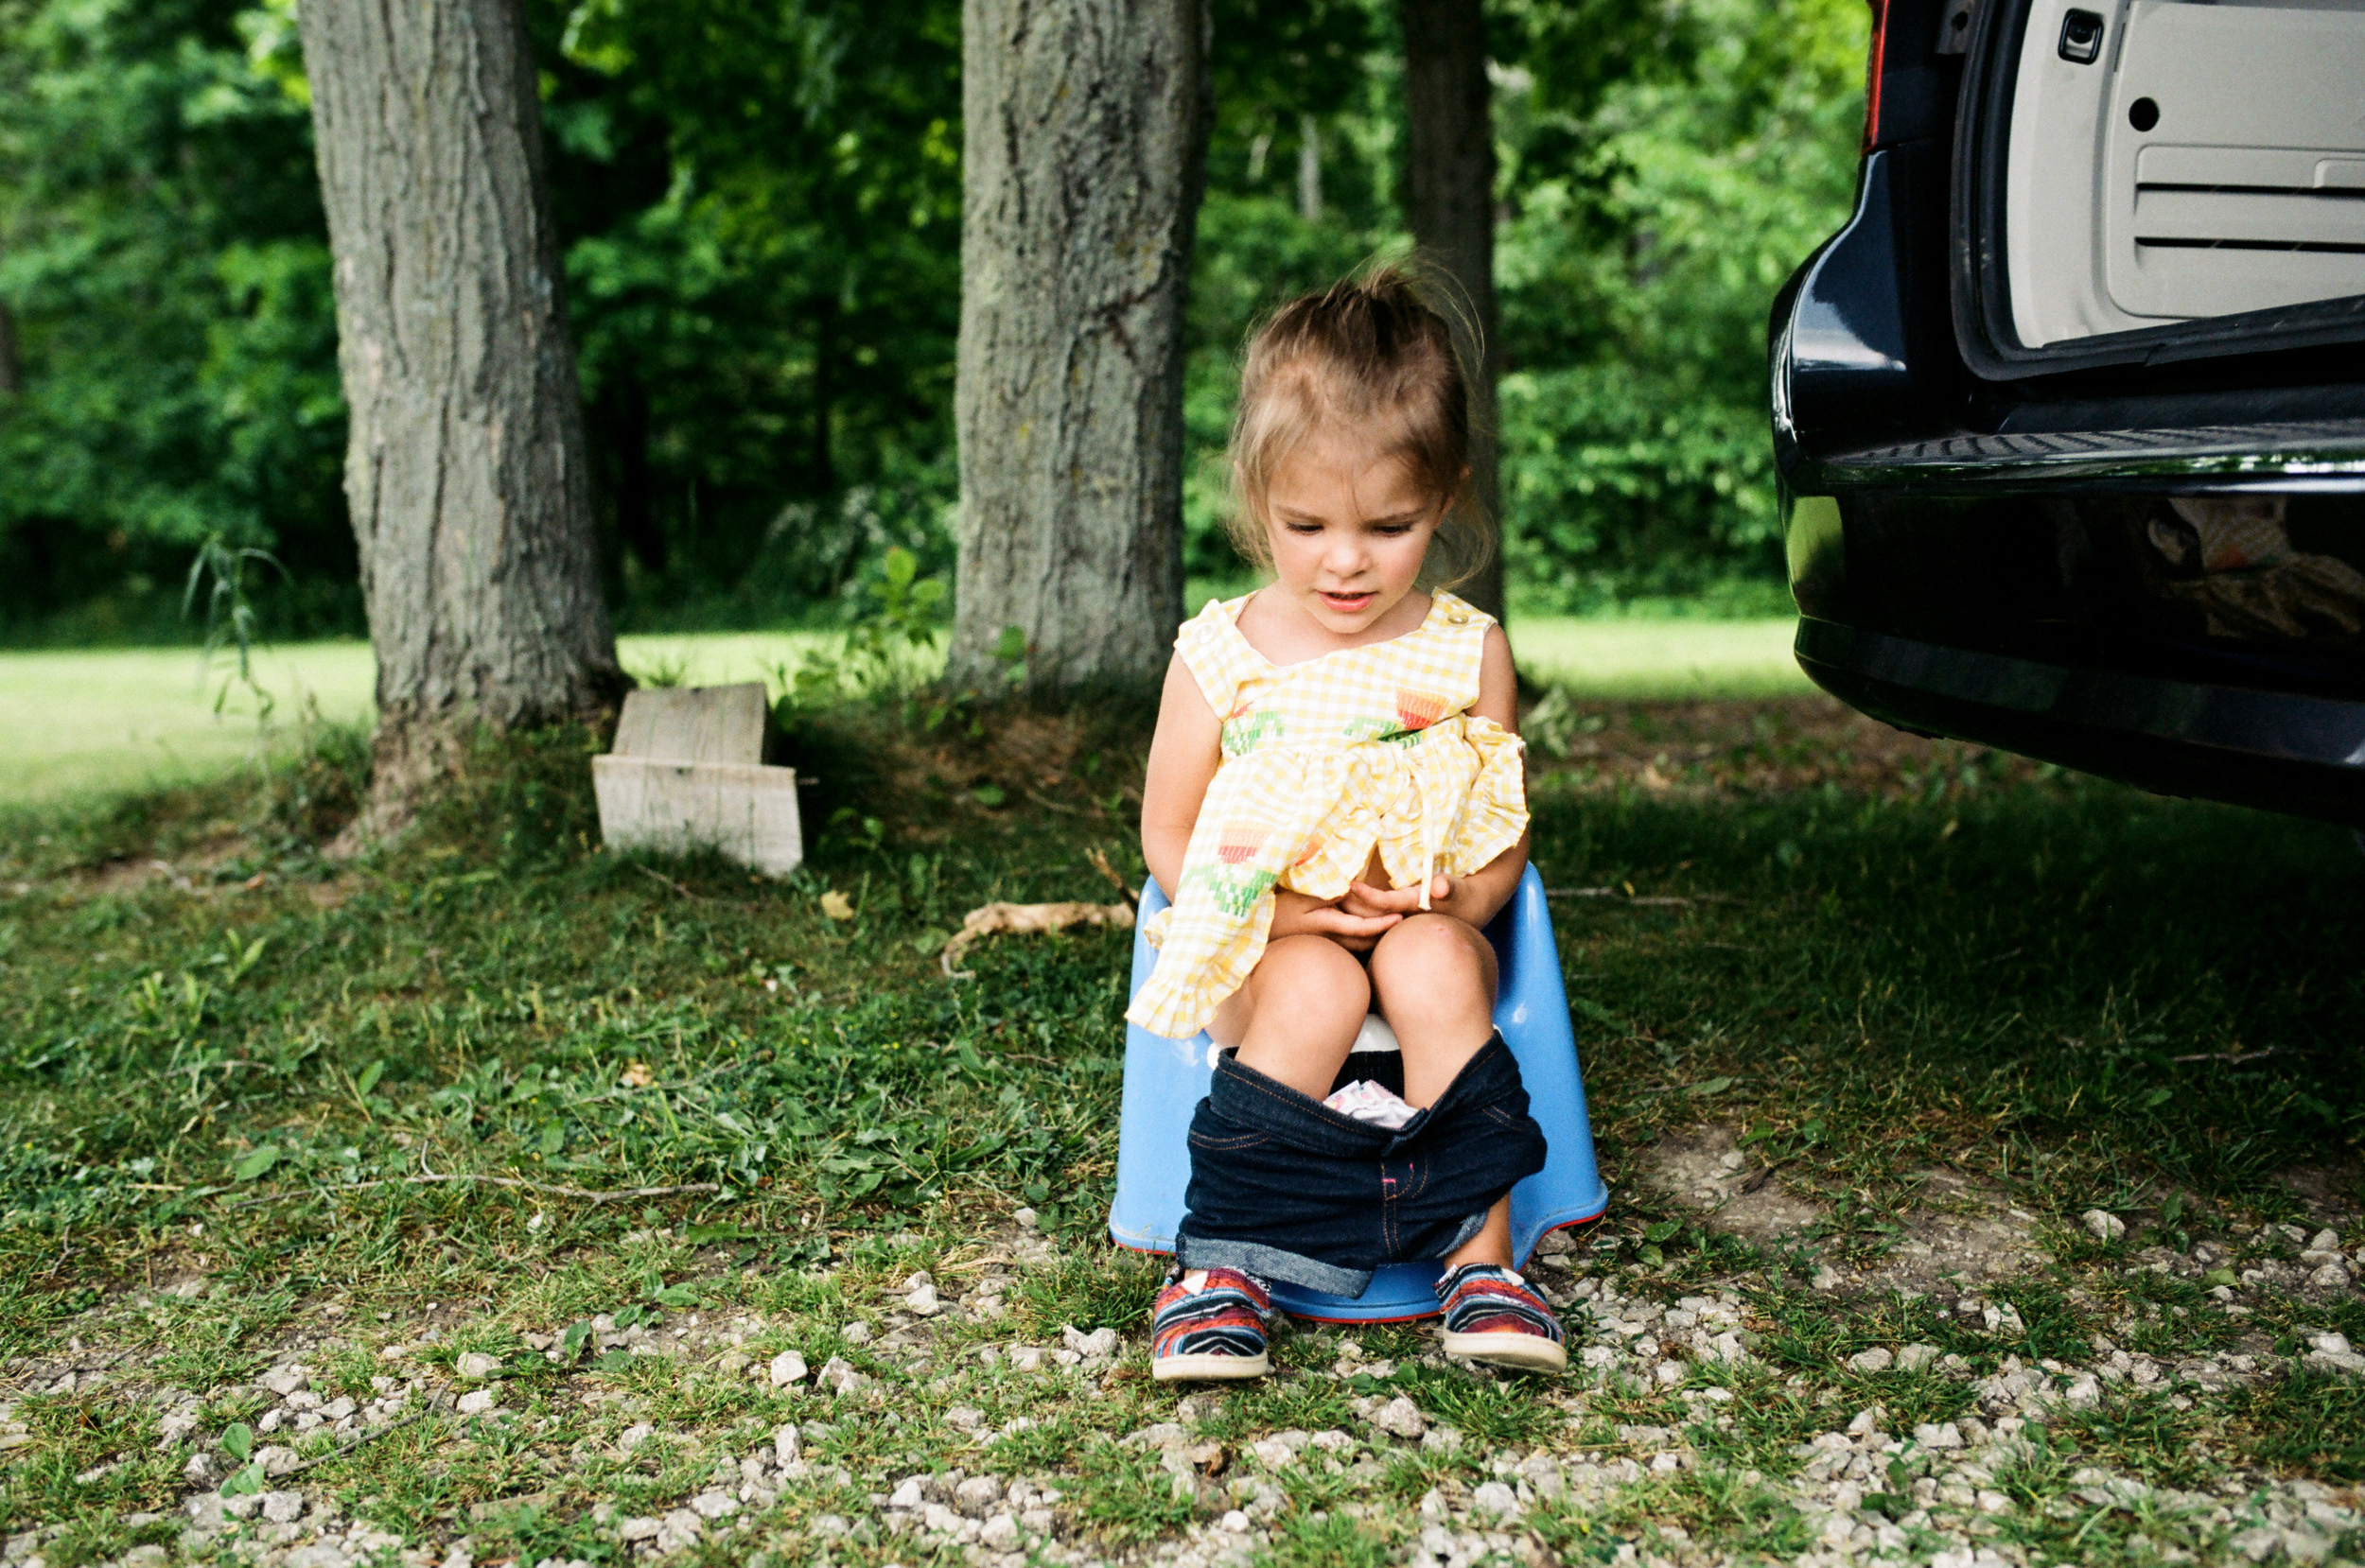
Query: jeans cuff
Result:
<box><xmin>1175</xmin><ymin>1235</ymin><xmax>1375</xmax><ymax>1298</ymax></box>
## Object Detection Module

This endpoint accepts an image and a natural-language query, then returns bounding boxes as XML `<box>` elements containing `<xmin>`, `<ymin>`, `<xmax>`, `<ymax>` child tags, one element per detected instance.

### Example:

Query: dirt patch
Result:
<box><xmin>1843</xmin><ymin>1167</ymin><xmax>2048</xmax><ymax>1295</ymax></box>
<box><xmin>1640</xmin><ymin>1125</ymin><xmax>2053</xmax><ymax>1293</ymax></box>
<box><xmin>1638</xmin><ymin>1122</ymin><xmax>1825</xmax><ymax>1244</ymax></box>
<box><xmin>2277</xmin><ymin>1162</ymin><xmax>2365</xmax><ymax>1229</ymax></box>
<box><xmin>1527</xmin><ymin>694</ymin><xmax>2051</xmax><ymax>803</ymax></box>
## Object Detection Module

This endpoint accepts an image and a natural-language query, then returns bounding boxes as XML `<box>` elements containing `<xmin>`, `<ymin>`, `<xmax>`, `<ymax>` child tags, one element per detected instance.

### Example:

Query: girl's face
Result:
<box><xmin>1261</xmin><ymin>429</ymin><xmax>1448</xmax><ymax>637</ymax></box>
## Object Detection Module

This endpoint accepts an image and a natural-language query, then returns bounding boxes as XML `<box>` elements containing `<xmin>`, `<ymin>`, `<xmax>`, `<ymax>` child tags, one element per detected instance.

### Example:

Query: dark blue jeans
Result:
<box><xmin>1173</xmin><ymin>1033</ymin><xmax>1549</xmax><ymax>1297</ymax></box>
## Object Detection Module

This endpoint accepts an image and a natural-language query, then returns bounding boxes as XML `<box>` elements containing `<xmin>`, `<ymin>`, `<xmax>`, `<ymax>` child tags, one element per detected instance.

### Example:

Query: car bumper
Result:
<box><xmin>1796</xmin><ymin>617</ymin><xmax>2365</xmax><ymax>826</ymax></box>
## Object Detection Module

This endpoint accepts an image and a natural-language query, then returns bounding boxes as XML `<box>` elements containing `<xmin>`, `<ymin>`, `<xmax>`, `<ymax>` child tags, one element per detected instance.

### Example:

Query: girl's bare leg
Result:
<box><xmin>1368</xmin><ymin>914</ymin><xmax>1498</xmax><ymax>1106</ymax></box>
<box><xmin>1223</xmin><ymin>934</ymin><xmax>1370</xmax><ymax>1099</ymax></box>
<box><xmin>1441</xmin><ymin>1196</ymin><xmax>1514</xmax><ymax>1271</ymax></box>
<box><xmin>1371</xmin><ymin>913</ymin><xmax>1514</xmax><ymax>1270</ymax></box>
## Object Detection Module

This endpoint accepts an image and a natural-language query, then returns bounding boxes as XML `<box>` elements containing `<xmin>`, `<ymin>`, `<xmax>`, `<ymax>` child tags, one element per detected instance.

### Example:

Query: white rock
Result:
<box><xmin>259</xmin><ymin>1368</ymin><xmax>309</xmax><ymax>1397</ymax></box>
<box><xmin>773</xmin><ymin>1424</ymin><xmax>801</xmax><ymax>1467</ymax></box>
<box><xmin>2310</xmin><ymin>1332</ymin><xmax>2355</xmax><ymax>1357</ymax></box>
<box><xmin>1014</xmin><ymin>1207</ymin><xmax>1039</xmax><ymax>1229</ymax></box>
<box><xmin>902</xmin><ymin>1270</ymin><xmax>934</xmax><ymax>1293</ymax></box>
<box><xmin>817</xmin><ymin>1355</ymin><xmax>871</xmax><ymax>1395</ymax></box>
<box><xmin>1220</xmin><ymin>1509</ymin><xmax>1250</xmax><ymax>1533</ymax></box>
<box><xmin>2082</xmin><ymin>1209</ymin><xmax>2127</xmax><ymax>1243</ymax></box>
<box><xmin>1895</xmin><ymin>1344</ymin><xmax>1941</xmax><ymax>1372</ymax></box>
<box><xmin>1471</xmin><ymin>1481</ymin><xmax>1522</xmax><ymax>1519</ymax></box>
<box><xmin>1848</xmin><ymin>1347</ymin><xmax>1894</xmax><ymax>1374</ymax></box>
<box><xmin>980</xmin><ymin>1514</ymin><xmax>1020</xmax><ymax>1548</ymax></box>
<box><xmin>1913</xmin><ymin>1421</ymin><xmax>1965</xmax><ymax>1450</ymax></box>
<box><xmin>655</xmin><ymin>1509</ymin><xmax>704</xmax><ymax>1552</ymax></box>
<box><xmin>1366</xmin><ymin>1396</ymin><xmax>1427</xmax><ymax>1439</ymax></box>
<box><xmin>256</xmin><ymin>1444</ymin><xmax>301</xmax><ymax>1477</ymax></box>
<box><xmin>906</xmin><ymin>1283</ymin><xmax>941</xmax><ymax>1316</ymax></box>
<box><xmin>2306</xmin><ymin>1263</ymin><xmax>2353</xmax><ymax>1291</ymax></box>
<box><xmin>1061</xmin><ymin>1324</ymin><xmax>1120</xmax><ymax>1360</ymax></box>
<box><xmin>455</xmin><ymin>1389</ymin><xmax>498</xmax><ymax>1417</ymax></box>
<box><xmin>945</xmin><ymin>1406</ymin><xmax>986</xmax><ymax>1432</ymax></box>
<box><xmin>841</xmin><ymin>1321</ymin><xmax>873</xmax><ymax>1346</ymax></box>
<box><xmin>455</xmin><ymin>1352</ymin><xmax>501</xmax><ymax>1381</ymax></box>
<box><xmin>618</xmin><ymin>1422</ymin><xmax>656</xmax><ymax>1453</ymax></box>
<box><xmin>768</xmin><ymin>1350</ymin><xmax>808</xmax><ymax>1386</ymax></box>
<box><xmin>616</xmin><ymin>1517</ymin><xmax>661</xmax><ymax>1542</ymax></box>
<box><xmin>260</xmin><ymin>1490</ymin><xmax>306</xmax><ymax>1524</ymax></box>
<box><xmin>955</xmin><ymin>1475</ymin><xmax>1002</xmax><ymax>1515</ymax></box>
<box><xmin>285</xmin><ymin>1546</ymin><xmax>352</xmax><ymax>1568</ymax></box>
<box><xmin>888</xmin><ymin>1479</ymin><xmax>924</xmax><ymax>1509</ymax></box>
<box><xmin>1252</xmin><ymin>1437</ymin><xmax>1297</xmax><ymax>1468</ymax></box>
<box><xmin>689</xmin><ymin>1490</ymin><xmax>737</xmax><ymax>1521</ymax></box>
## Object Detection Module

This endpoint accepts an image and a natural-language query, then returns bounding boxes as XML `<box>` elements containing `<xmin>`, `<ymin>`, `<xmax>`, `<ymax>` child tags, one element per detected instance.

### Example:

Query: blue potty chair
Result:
<box><xmin>1108</xmin><ymin>863</ymin><xmax>1608</xmax><ymax>1322</ymax></box>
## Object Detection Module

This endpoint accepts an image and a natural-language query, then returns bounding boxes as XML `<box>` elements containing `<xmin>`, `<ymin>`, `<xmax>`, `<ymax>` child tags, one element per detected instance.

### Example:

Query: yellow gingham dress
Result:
<box><xmin>1127</xmin><ymin>589</ymin><xmax>1528</xmax><ymax>1040</ymax></box>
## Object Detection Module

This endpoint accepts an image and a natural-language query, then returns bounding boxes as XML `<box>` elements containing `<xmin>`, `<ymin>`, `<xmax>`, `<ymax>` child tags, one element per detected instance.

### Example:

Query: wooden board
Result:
<box><xmin>609</xmin><ymin>683</ymin><xmax>768</xmax><ymax>765</ymax></box>
<box><xmin>591</xmin><ymin>756</ymin><xmax>803</xmax><ymax>877</ymax></box>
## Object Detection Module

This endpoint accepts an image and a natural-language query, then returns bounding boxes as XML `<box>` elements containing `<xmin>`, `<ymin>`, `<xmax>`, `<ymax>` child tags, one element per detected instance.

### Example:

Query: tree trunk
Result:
<box><xmin>1399</xmin><ymin>0</ymin><xmax>1505</xmax><ymax>622</ymax></box>
<box><xmin>948</xmin><ymin>0</ymin><xmax>1209</xmax><ymax>692</ymax></box>
<box><xmin>299</xmin><ymin>0</ymin><xmax>622</xmax><ymax>828</ymax></box>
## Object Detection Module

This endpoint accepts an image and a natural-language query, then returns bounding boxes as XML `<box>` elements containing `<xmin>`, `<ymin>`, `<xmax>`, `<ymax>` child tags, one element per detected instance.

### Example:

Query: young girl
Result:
<box><xmin>1130</xmin><ymin>270</ymin><xmax>1564</xmax><ymax>1382</ymax></box>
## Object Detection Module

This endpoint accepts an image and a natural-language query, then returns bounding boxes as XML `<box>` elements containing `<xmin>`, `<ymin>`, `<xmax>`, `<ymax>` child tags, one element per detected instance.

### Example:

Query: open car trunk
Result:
<box><xmin>1954</xmin><ymin>0</ymin><xmax>2365</xmax><ymax>376</ymax></box>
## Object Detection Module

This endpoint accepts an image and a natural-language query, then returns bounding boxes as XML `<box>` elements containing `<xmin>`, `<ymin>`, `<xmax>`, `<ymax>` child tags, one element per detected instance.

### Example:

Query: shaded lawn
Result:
<box><xmin>0</xmin><ymin>697</ymin><xmax>2360</xmax><ymax>1560</ymax></box>
<box><xmin>1</xmin><ymin>701</ymin><xmax>2356</xmax><ymax>1324</ymax></box>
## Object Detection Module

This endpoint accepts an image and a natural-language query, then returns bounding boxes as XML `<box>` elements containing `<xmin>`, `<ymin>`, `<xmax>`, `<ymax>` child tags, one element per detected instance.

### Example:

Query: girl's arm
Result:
<box><xmin>1139</xmin><ymin>655</ymin><xmax>1223</xmax><ymax>900</ymax></box>
<box><xmin>1141</xmin><ymin>654</ymin><xmax>1404</xmax><ymax>948</ymax></box>
<box><xmin>1343</xmin><ymin>622</ymin><xmax>1530</xmax><ymax>930</ymax></box>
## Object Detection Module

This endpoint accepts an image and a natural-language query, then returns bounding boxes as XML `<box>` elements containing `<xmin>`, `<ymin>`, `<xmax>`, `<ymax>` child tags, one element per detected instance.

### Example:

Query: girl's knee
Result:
<box><xmin>1372</xmin><ymin>915</ymin><xmax>1489</xmax><ymax>978</ymax></box>
<box><xmin>1257</xmin><ymin>935</ymin><xmax>1372</xmax><ymax>1016</ymax></box>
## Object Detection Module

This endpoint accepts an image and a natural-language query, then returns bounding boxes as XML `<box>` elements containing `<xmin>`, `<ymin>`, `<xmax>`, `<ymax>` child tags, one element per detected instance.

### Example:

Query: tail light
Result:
<box><xmin>1862</xmin><ymin>0</ymin><xmax>1891</xmax><ymax>153</ymax></box>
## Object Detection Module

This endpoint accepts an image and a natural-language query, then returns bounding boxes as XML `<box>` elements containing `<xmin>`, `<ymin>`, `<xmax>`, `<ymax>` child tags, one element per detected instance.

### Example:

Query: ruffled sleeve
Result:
<box><xmin>1174</xmin><ymin>598</ymin><xmax>1246</xmax><ymax>719</ymax></box>
<box><xmin>1441</xmin><ymin>716</ymin><xmax>1528</xmax><ymax>877</ymax></box>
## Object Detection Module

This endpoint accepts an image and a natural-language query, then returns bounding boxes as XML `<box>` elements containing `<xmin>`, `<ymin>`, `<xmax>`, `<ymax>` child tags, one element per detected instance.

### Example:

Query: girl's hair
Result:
<box><xmin>1225</xmin><ymin>263</ymin><xmax>1494</xmax><ymax>590</ymax></box>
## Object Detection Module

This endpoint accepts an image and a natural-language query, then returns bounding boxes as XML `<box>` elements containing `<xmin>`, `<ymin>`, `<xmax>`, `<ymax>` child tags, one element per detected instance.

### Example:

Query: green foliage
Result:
<box><xmin>0</xmin><ymin>0</ymin><xmax>353</xmax><ymax>642</ymax></box>
<box><xmin>1492</xmin><ymin>0</ymin><xmax>1867</xmax><ymax>608</ymax></box>
<box><xmin>2</xmin><ymin>0</ymin><xmax>1871</xmax><ymax>641</ymax></box>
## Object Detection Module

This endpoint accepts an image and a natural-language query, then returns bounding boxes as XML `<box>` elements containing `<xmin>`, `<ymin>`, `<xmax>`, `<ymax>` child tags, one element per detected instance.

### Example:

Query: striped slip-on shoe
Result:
<box><xmin>1438</xmin><ymin>1263</ymin><xmax>1568</xmax><ymax>1373</ymax></box>
<box><xmin>1151</xmin><ymin>1266</ymin><xmax>1272</xmax><ymax>1382</ymax></box>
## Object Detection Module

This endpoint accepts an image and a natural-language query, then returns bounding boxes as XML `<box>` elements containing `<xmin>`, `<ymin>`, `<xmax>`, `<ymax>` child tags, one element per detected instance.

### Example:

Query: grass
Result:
<box><xmin>1</xmin><ymin>671</ymin><xmax>2361</xmax><ymax>1564</ymax></box>
<box><xmin>1</xmin><ymin>617</ymin><xmax>1807</xmax><ymax>809</ymax></box>
<box><xmin>0</xmin><ymin>633</ymin><xmax>832</xmax><ymax>808</ymax></box>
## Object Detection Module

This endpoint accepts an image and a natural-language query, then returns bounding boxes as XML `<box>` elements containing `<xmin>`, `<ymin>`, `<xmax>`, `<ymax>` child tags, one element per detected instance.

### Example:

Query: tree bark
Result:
<box><xmin>1399</xmin><ymin>0</ymin><xmax>1505</xmax><ymax>621</ymax></box>
<box><xmin>299</xmin><ymin>0</ymin><xmax>622</xmax><ymax>826</ymax></box>
<box><xmin>948</xmin><ymin>0</ymin><xmax>1209</xmax><ymax>692</ymax></box>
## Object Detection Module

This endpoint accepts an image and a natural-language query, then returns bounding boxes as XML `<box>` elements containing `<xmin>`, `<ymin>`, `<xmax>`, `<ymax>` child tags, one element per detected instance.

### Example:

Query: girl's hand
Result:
<box><xmin>1269</xmin><ymin>887</ymin><xmax>1402</xmax><ymax>952</ymax></box>
<box><xmin>1340</xmin><ymin>873</ymin><xmax>1458</xmax><ymax>921</ymax></box>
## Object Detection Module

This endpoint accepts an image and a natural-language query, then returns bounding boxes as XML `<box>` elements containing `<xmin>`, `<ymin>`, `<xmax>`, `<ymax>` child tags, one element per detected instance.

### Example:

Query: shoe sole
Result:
<box><xmin>1442</xmin><ymin>1331</ymin><xmax>1568</xmax><ymax>1373</ymax></box>
<box><xmin>1152</xmin><ymin>1351</ymin><xmax>1271</xmax><ymax>1382</ymax></box>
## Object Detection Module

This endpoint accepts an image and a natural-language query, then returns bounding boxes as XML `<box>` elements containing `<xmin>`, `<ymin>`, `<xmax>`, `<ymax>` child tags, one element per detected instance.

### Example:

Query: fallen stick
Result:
<box><xmin>285</xmin><ymin>1409</ymin><xmax>430</xmax><ymax>1475</ymax></box>
<box><xmin>1083</xmin><ymin>845</ymin><xmax>1138</xmax><ymax>910</ymax></box>
<box><xmin>942</xmin><ymin>900</ymin><xmax>1134</xmax><ymax>979</ymax></box>
<box><xmin>219</xmin><ymin>1175</ymin><xmax>722</xmax><ymax>1211</ymax></box>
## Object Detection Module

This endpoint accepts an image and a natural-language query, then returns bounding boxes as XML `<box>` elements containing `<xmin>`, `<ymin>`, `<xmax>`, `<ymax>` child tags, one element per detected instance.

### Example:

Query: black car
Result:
<box><xmin>1770</xmin><ymin>0</ymin><xmax>2365</xmax><ymax>827</ymax></box>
